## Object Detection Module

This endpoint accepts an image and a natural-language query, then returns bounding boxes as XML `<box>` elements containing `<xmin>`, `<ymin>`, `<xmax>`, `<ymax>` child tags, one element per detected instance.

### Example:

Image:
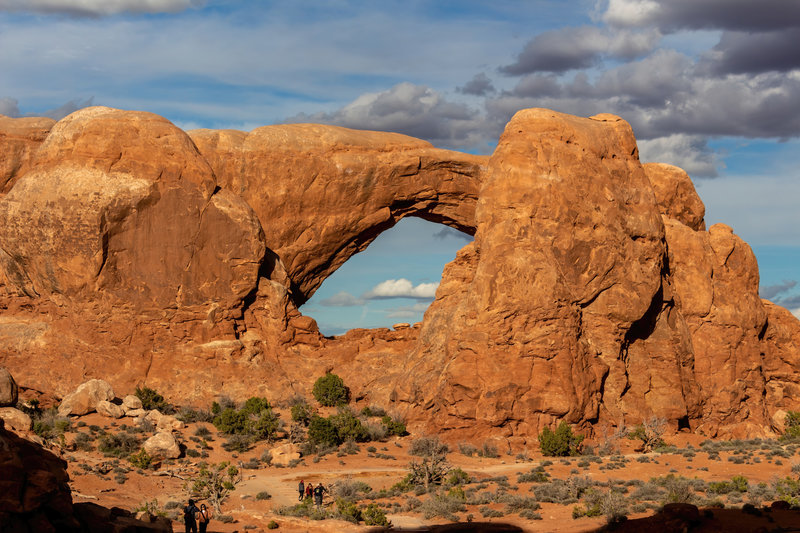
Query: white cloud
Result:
<box><xmin>363</xmin><ymin>278</ymin><xmax>439</xmax><ymax>300</ymax></box>
<box><xmin>638</xmin><ymin>134</ymin><xmax>721</xmax><ymax>177</ymax></box>
<box><xmin>0</xmin><ymin>0</ymin><xmax>201</xmax><ymax>16</ymax></box>
<box><xmin>792</xmin><ymin>307</ymin><xmax>800</xmax><ymax>319</ymax></box>
<box><xmin>319</xmin><ymin>291</ymin><xmax>364</xmax><ymax>307</ymax></box>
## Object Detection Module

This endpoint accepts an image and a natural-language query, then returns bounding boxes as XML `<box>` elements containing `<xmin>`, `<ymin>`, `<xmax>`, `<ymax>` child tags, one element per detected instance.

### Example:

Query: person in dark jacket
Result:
<box><xmin>298</xmin><ymin>479</ymin><xmax>305</xmax><ymax>501</ymax></box>
<box><xmin>183</xmin><ymin>498</ymin><xmax>199</xmax><ymax>533</ymax></box>
<box><xmin>314</xmin><ymin>484</ymin><xmax>327</xmax><ymax>509</ymax></box>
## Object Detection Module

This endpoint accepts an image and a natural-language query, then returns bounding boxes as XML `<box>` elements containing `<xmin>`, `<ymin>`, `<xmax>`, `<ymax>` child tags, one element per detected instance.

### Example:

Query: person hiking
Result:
<box><xmin>197</xmin><ymin>503</ymin><xmax>212</xmax><ymax>533</ymax></box>
<box><xmin>183</xmin><ymin>498</ymin><xmax>199</xmax><ymax>533</ymax></box>
<box><xmin>314</xmin><ymin>483</ymin><xmax>327</xmax><ymax>509</ymax></box>
<box><xmin>305</xmin><ymin>482</ymin><xmax>313</xmax><ymax>499</ymax></box>
<box><xmin>298</xmin><ymin>479</ymin><xmax>305</xmax><ymax>501</ymax></box>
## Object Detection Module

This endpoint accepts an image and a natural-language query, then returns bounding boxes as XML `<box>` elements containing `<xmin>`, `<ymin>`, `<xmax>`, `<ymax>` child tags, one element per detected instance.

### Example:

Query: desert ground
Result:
<box><xmin>23</xmin><ymin>388</ymin><xmax>800</xmax><ymax>533</ymax></box>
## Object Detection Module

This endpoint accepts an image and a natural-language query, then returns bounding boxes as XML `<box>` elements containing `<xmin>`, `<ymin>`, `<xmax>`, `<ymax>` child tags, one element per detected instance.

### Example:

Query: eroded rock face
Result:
<box><xmin>0</xmin><ymin>367</ymin><xmax>18</xmax><ymax>406</ymax></box>
<box><xmin>0</xmin><ymin>106</ymin><xmax>798</xmax><ymax>444</ymax></box>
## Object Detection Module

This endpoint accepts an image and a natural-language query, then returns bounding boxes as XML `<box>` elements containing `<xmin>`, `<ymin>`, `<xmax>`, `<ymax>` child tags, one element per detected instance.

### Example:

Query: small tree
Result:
<box><xmin>312</xmin><ymin>373</ymin><xmax>350</xmax><ymax>406</ymax></box>
<box><xmin>538</xmin><ymin>421</ymin><xmax>584</xmax><ymax>457</ymax></box>
<box><xmin>408</xmin><ymin>436</ymin><xmax>451</xmax><ymax>491</ymax></box>
<box><xmin>627</xmin><ymin>417</ymin><xmax>667</xmax><ymax>452</ymax></box>
<box><xmin>135</xmin><ymin>385</ymin><xmax>172</xmax><ymax>413</ymax></box>
<box><xmin>189</xmin><ymin>461</ymin><xmax>242</xmax><ymax>513</ymax></box>
<box><xmin>783</xmin><ymin>411</ymin><xmax>800</xmax><ymax>439</ymax></box>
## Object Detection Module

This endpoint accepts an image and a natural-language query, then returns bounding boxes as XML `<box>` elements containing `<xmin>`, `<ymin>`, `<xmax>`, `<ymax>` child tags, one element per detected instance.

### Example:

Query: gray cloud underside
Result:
<box><xmin>761</xmin><ymin>280</ymin><xmax>799</xmax><ymax>300</ymax></box>
<box><xmin>501</xmin><ymin>25</ymin><xmax>659</xmax><ymax>75</ymax></box>
<box><xmin>603</xmin><ymin>0</ymin><xmax>800</xmax><ymax>32</ymax></box>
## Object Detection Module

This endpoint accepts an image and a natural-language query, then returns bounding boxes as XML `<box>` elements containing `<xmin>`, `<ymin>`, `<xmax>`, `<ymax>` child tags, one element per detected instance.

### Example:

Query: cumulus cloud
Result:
<box><xmin>638</xmin><ymin>134</ymin><xmax>721</xmax><ymax>177</ymax></box>
<box><xmin>601</xmin><ymin>0</ymin><xmax>800</xmax><ymax>32</ymax></box>
<box><xmin>457</xmin><ymin>73</ymin><xmax>496</xmax><ymax>96</ymax></box>
<box><xmin>0</xmin><ymin>0</ymin><xmax>202</xmax><ymax>16</ymax></box>
<box><xmin>363</xmin><ymin>278</ymin><xmax>438</xmax><ymax>300</ymax></box>
<box><xmin>487</xmin><ymin>48</ymin><xmax>800</xmax><ymax>142</ymax></box>
<box><xmin>701</xmin><ymin>29</ymin><xmax>800</xmax><ymax>75</ymax></box>
<box><xmin>285</xmin><ymin>82</ymin><xmax>491</xmax><ymax>151</ymax></box>
<box><xmin>319</xmin><ymin>291</ymin><xmax>365</xmax><ymax>307</ymax></box>
<box><xmin>760</xmin><ymin>280</ymin><xmax>798</xmax><ymax>300</ymax></box>
<box><xmin>500</xmin><ymin>25</ymin><xmax>659</xmax><ymax>75</ymax></box>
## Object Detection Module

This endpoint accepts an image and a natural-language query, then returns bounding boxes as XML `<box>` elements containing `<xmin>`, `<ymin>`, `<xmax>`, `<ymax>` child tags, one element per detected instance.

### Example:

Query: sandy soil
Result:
<box><xmin>55</xmin><ymin>411</ymin><xmax>800</xmax><ymax>533</ymax></box>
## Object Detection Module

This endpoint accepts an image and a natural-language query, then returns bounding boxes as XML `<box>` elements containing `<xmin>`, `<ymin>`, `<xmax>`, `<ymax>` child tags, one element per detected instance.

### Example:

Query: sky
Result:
<box><xmin>0</xmin><ymin>0</ymin><xmax>798</xmax><ymax>333</ymax></box>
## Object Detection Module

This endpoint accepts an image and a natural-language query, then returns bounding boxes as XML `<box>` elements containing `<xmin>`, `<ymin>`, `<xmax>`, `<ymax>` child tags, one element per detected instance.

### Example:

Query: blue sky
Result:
<box><xmin>1</xmin><ymin>0</ymin><xmax>798</xmax><ymax>333</ymax></box>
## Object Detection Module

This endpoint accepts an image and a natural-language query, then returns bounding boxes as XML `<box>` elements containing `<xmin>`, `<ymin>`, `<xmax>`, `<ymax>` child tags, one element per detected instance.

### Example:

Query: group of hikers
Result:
<box><xmin>182</xmin><ymin>499</ymin><xmax>212</xmax><ymax>533</ymax></box>
<box><xmin>298</xmin><ymin>479</ymin><xmax>328</xmax><ymax>508</ymax></box>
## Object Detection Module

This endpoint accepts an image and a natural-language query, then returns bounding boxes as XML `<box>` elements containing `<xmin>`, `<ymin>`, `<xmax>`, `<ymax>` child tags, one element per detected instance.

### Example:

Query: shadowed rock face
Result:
<box><xmin>0</xmin><ymin>106</ymin><xmax>798</xmax><ymax>444</ymax></box>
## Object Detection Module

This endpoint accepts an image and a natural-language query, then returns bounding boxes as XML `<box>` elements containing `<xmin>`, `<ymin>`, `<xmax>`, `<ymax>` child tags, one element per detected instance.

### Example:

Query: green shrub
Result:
<box><xmin>256</xmin><ymin>491</ymin><xmax>271</xmax><ymax>500</ymax></box>
<box><xmin>73</xmin><ymin>432</ymin><xmax>94</xmax><ymax>451</ymax></box>
<box><xmin>98</xmin><ymin>433</ymin><xmax>140</xmax><ymax>457</ymax></box>
<box><xmin>222</xmin><ymin>434</ymin><xmax>253</xmax><ymax>452</ymax></box>
<box><xmin>447</xmin><ymin>467</ymin><xmax>471</xmax><ymax>486</ymax></box>
<box><xmin>308</xmin><ymin>415</ymin><xmax>341</xmax><ymax>446</ymax></box>
<box><xmin>213</xmin><ymin>408</ymin><xmax>249</xmax><ymax>435</ymax></box>
<box><xmin>135</xmin><ymin>386</ymin><xmax>171</xmax><ymax>412</ymax></box>
<box><xmin>267</xmin><ymin>520</ymin><xmax>279</xmax><ymax>529</ymax></box>
<box><xmin>381</xmin><ymin>414</ymin><xmax>407</xmax><ymax>436</ymax></box>
<box><xmin>291</xmin><ymin>402</ymin><xmax>313</xmax><ymax>426</ymax></box>
<box><xmin>538</xmin><ymin>421</ymin><xmax>584</xmax><ymax>457</ymax></box>
<box><xmin>362</xmin><ymin>503</ymin><xmax>390</xmax><ymax>526</ymax></box>
<box><xmin>312</xmin><ymin>373</ymin><xmax>350</xmax><ymax>406</ymax></box>
<box><xmin>335</xmin><ymin>498</ymin><xmax>362</xmax><ymax>523</ymax></box>
<box><xmin>331</xmin><ymin>408</ymin><xmax>369</xmax><ymax>442</ymax></box>
<box><xmin>783</xmin><ymin>411</ymin><xmax>800</xmax><ymax>439</ymax></box>
<box><xmin>129</xmin><ymin>448</ymin><xmax>153</xmax><ymax>469</ymax></box>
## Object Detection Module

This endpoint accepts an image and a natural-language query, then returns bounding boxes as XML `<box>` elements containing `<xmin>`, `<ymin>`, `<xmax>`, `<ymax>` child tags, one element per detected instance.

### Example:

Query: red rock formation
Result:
<box><xmin>0</xmin><ymin>106</ymin><xmax>798</xmax><ymax>445</ymax></box>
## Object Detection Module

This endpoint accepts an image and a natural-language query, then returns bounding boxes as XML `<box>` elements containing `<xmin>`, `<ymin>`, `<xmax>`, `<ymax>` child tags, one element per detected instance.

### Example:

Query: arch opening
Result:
<box><xmin>300</xmin><ymin>217</ymin><xmax>473</xmax><ymax>336</ymax></box>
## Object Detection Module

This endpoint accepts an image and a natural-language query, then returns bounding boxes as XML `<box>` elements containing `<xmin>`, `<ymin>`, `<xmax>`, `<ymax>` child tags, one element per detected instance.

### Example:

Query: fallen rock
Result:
<box><xmin>138</xmin><ymin>409</ymin><xmax>184</xmax><ymax>432</ymax></box>
<box><xmin>0</xmin><ymin>367</ymin><xmax>18</xmax><ymax>406</ymax></box>
<box><xmin>57</xmin><ymin>379</ymin><xmax>115</xmax><ymax>417</ymax></box>
<box><xmin>0</xmin><ymin>406</ymin><xmax>32</xmax><ymax>432</ymax></box>
<box><xmin>96</xmin><ymin>400</ymin><xmax>125</xmax><ymax>419</ymax></box>
<box><xmin>122</xmin><ymin>394</ymin><xmax>143</xmax><ymax>411</ymax></box>
<box><xmin>143</xmin><ymin>431</ymin><xmax>181</xmax><ymax>459</ymax></box>
<box><xmin>268</xmin><ymin>442</ymin><xmax>300</xmax><ymax>466</ymax></box>
<box><xmin>125</xmin><ymin>408</ymin><xmax>146</xmax><ymax>418</ymax></box>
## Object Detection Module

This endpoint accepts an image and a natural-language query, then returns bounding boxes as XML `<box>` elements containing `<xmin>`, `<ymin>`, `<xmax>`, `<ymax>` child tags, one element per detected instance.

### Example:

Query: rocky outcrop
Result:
<box><xmin>0</xmin><ymin>106</ymin><xmax>798</xmax><ymax>444</ymax></box>
<box><xmin>0</xmin><ymin>115</ymin><xmax>54</xmax><ymax>197</ymax></box>
<box><xmin>0</xmin><ymin>367</ymin><xmax>17</xmax><ymax>406</ymax></box>
<box><xmin>58</xmin><ymin>379</ymin><xmax>115</xmax><ymax>417</ymax></box>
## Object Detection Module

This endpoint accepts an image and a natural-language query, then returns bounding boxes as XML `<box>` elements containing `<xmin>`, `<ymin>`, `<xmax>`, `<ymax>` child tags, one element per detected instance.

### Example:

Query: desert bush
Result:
<box><xmin>408</xmin><ymin>436</ymin><xmax>451</xmax><ymax>490</ymax></box>
<box><xmin>266</xmin><ymin>520</ymin><xmax>279</xmax><ymax>529</ymax></box>
<box><xmin>626</xmin><ymin>417</ymin><xmax>667</xmax><ymax>453</ymax></box>
<box><xmin>312</xmin><ymin>373</ymin><xmax>350</xmax><ymax>406</ymax></box>
<box><xmin>360</xmin><ymin>405</ymin><xmax>386</xmax><ymax>418</ymax></box>
<box><xmin>653</xmin><ymin>475</ymin><xmax>696</xmax><ymax>504</ymax></box>
<box><xmin>362</xmin><ymin>503</ymin><xmax>390</xmax><ymax>526</ymax></box>
<box><xmin>32</xmin><ymin>409</ymin><xmax>71</xmax><ymax>442</ymax></box>
<box><xmin>458</xmin><ymin>442</ymin><xmax>479</xmax><ymax>457</ymax></box>
<box><xmin>74</xmin><ymin>432</ymin><xmax>94</xmax><ymax>451</ymax></box>
<box><xmin>212</xmin><ymin>397</ymin><xmax>281</xmax><ymax>443</ymax></box>
<box><xmin>502</xmin><ymin>494</ymin><xmax>541</xmax><ymax>513</ymax></box>
<box><xmin>381</xmin><ymin>414</ymin><xmax>407</xmax><ymax>436</ymax></box>
<box><xmin>332</xmin><ymin>479</ymin><xmax>372</xmax><ymax>501</ymax></box>
<box><xmin>480</xmin><ymin>506</ymin><xmax>505</xmax><ymax>518</ymax></box>
<box><xmin>98</xmin><ymin>433</ymin><xmax>140</xmax><ymax>458</ymax></box>
<box><xmin>538</xmin><ymin>421</ymin><xmax>584</xmax><ymax>457</ymax></box>
<box><xmin>222</xmin><ymin>434</ymin><xmax>253</xmax><ymax>453</ymax></box>
<box><xmin>334</xmin><ymin>498</ymin><xmax>362</xmax><ymax>523</ymax></box>
<box><xmin>479</xmin><ymin>441</ymin><xmax>499</xmax><ymax>458</ymax></box>
<box><xmin>256</xmin><ymin>491</ymin><xmax>271</xmax><ymax>500</ymax></box>
<box><xmin>176</xmin><ymin>406</ymin><xmax>212</xmax><ymax>423</ymax></box>
<box><xmin>707</xmin><ymin>476</ymin><xmax>748</xmax><ymax>495</ymax></box>
<box><xmin>446</xmin><ymin>467</ymin><xmax>471</xmax><ymax>487</ymax></box>
<box><xmin>420</xmin><ymin>492</ymin><xmax>466</xmax><ymax>520</ymax></box>
<box><xmin>331</xmin><ymin>407</ymin><xmax>369</xmax><ymax>442</ymax></box>
<box><xmin>518</xmin><ymin>468</ymin><xmax>550</xmax><ymax>483</ymax></box>
<box><xmin>135</xmin><ymin>385</ymin><xmax>172</xmax><ymax>413</ymax></box>
<box><xmin>129</xmin><ymin>448</ymin><xmax>152</xmax><ymax>469</ymax></box>
<box><xmin>291</xmin><ymin>401</ymin><xmax>314</xmax><ymax>426</ymax></box>
<box><xmin>783</xmin><ymin>411</ymin><xmax>800</xmax><ymax>440</ymax></box>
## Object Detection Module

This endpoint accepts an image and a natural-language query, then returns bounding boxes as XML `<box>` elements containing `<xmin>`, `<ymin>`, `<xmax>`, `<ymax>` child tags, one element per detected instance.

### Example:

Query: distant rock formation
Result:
<box><xmin>0</xmin><ymin>106</ymin><xmax>798</xmax><ymax>445</ymax></box>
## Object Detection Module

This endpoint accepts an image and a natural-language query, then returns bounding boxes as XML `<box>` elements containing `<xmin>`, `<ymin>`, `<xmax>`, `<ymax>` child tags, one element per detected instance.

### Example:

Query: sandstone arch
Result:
<box><xmin>188</xmin><ymin>124</ymin><xmax>487</xmax><ymax>305</ymax></box>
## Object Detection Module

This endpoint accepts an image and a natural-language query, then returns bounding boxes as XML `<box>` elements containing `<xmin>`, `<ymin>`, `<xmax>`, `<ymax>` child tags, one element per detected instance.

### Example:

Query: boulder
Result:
<box><xmin>0</xmin><ymin>407</ymin><xmax>32</xmax><ymax>431</ymax></box>
<box><xmin>125</xmin><ymin>408</ymin><xmax>146</xmax><ymax>418</ymax></box>
<box><xmin>58</xmin><ymin>379</ymin><xmax>115</xmax><ymax>417</ymax></box>
<box><xmin>96</xmin><ymin>400</ymin><xmax>125</xmax><ymax>419</ymax></box>
<box><xmin>0</xmin><ymin>367</ymin><xmax>18</xmax><ymax>406</ymax></box>
<box><xmin>143</xmin><ymin>431</ymin><xmax>181</xmax><ymax>459</ymax></box>
<box><xmin>122</xmin><ymin>394</ymin><xmax>143</xmax><ymax>411</ymax></box>
<box><xmin>268</xmin><ymin>442</ymin><xmax>301</xmax><ymax>466</ymax></box>
<box><xmin>137</xmin><ymin>409</ymin><xmax>184</xmax><ymax>432</ymax></box>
